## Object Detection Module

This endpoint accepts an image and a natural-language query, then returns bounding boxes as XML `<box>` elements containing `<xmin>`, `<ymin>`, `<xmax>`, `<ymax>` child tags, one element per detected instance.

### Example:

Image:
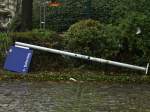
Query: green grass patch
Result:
<box><xmin>0</xmin><ymin>69</ymin><xmax>150</xmax><ymax>83</ymax></box>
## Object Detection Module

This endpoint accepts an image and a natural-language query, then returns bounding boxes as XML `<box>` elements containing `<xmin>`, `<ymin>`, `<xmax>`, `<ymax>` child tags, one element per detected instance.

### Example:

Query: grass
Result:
<box><xmin>0</xmin><ymin>68</ymin><xmax>150</xmax><ymax>83</ymax></box>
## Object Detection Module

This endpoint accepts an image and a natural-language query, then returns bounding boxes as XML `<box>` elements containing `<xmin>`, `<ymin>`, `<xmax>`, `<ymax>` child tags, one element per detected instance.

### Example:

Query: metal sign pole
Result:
<box><xmin>15</xmin><ymin>42</ymin><xmax>149</xmax><ymax>74</ymax></box>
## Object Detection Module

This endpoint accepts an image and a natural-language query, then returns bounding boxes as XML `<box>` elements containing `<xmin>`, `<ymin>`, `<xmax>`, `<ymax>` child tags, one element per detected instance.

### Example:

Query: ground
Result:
<box><xmin>0</xmin><ymin>68</ymin><xmax>150</xmax><ymax>83</ymax></box>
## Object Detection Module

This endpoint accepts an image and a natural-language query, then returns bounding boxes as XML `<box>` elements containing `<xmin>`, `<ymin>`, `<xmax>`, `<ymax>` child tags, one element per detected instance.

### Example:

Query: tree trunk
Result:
<box><xmin>21</xmin><ymin>0</ymin><xmax>33</xmax><ymax>31</ymax></box>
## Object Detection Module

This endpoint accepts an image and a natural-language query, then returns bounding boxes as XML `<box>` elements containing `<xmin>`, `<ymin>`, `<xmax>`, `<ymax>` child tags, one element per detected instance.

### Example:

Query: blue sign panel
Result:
<box><xmin>4</xmin><ymin>46</ymin><xmax>33</xmax><ymax>73</ymax></box>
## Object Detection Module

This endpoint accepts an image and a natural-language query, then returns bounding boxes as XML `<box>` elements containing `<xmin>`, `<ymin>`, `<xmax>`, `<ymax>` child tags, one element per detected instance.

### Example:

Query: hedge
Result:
<box><xmin>0</xmin><ymin>19</ymin><xmax>149</xmax><ymax>73</ymax></box>
<box><xmin>64</xmin><ymin>19</ymin><xmax>120</xmax><ymax>68</ymax></box>
<box><xmin>64</xmin><ymin>19</ymin><xmax>150</xmax><ymax>68</ymax></box>
<box><xmin>9</xmin><ymin>29</ymin><xmax>67</xmax><ymax>71</ymax></box>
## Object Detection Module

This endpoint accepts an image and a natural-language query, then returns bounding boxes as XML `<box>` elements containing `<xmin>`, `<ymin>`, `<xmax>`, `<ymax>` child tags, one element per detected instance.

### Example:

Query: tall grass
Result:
<box><xmin>0</xmin><ymin>33</ymin><xmax>12</xmax><ymax>67</ymax></box>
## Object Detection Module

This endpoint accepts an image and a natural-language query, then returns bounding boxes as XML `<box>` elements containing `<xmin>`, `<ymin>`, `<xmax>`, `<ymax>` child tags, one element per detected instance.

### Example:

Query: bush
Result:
<box><xmin>64</xmin><ymin>19</ymin><xmax>149</xmax><ymax>71</ymax></box>
<box><xmin>117</xmin><ymin>12</ymin><xmax>150</xmax><ymax>65</ymax></box>
<box><xmin>10</xmin><ymin>29</ymin><xmax>66</xmax><ymax>71</ymax></box>
<box><xmin>0</xmin><ymin>33</ymin><xmax>12</xmax><ymax>67</ymax></box>
<box><xmin>10</xmin><ymin>29</ymin><xmax>62</xmax><ymax>48</ymax></box>
<box><xmin>64</xmin><ymin>19</ymin><xmax>120</xmax><ymax>58</ymax></box>
<box><xmin>64</xmin><ymin>19</ymin><xmax>121</xmax><ymax>68</ymax></box>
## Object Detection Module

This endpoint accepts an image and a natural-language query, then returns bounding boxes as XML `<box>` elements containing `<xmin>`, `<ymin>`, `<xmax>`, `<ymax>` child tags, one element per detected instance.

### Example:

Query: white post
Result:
<box><xmin>15</xmin><ymin>42</ymin><xmax>149</xmax><ymax>74</ymax></box>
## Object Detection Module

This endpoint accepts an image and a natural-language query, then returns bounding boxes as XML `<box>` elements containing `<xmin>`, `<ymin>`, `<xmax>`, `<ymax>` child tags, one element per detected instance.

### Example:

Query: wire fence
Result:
<box><xmin>33</xmin><ymin>0</ymin><xmax>106</xmax><ymax>32</ymax></box>
<box><xmin>32</xmin><ymin>0</ymin><xmax>150</xmax><ymax>33</ymax></box>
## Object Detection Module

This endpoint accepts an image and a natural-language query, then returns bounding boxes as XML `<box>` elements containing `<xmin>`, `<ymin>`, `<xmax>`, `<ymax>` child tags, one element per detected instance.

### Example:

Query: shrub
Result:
<box><xmin>10</xmin><ymin>29</ymin><xmax>63</xmax><ymax>48</ymax></box>
<box><xmin>9</xmin><ymin>30</ymin><xmax>66</xmax><ymax>71</ymax></box>
<box><xmin>0</xmin><ymin>33</ymin><xmax>12</xmax><ymax>67</ymax></box>
<box><xmin>117</xmin><ymin>12</ymin><xmax>150</xmax><ymax>65</ymax></box>
<box><xmin>64</xmin><ymin>19</ymin><xmax>121</xmax><ymax>68</ymax></box>
<box><xmin>64</xmin><ymin>19</ymin><xmax>120</xmax><ymax>58</ymax></box>
<box><xmin>64</xmin><ymin>18</ymin><xmax>149</xmax><ymax>70</ymax></box>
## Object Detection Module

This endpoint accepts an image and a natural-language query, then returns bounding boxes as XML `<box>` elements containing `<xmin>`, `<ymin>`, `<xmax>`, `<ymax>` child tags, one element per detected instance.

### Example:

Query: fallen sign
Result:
<box><xmin>4</xmin><ymin>45</ymin><xmax>33</xmax><ymax>73</ymax></box>
<box><xmin>5</xmin><ymin>42</ymin><xmax>149</xmax><ymax>74</ymax></box>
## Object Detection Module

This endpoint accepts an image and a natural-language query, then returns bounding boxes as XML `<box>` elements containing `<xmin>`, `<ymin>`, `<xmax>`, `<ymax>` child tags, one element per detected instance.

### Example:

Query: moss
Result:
<box><xmin>0</xmin><ymin>69</ymin><xmax>150</xmax><ymax>83</ymax></box>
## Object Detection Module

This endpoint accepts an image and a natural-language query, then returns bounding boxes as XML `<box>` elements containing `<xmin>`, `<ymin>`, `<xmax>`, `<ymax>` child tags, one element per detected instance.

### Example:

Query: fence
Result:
<box><xmin>32</xmin><ymin>0</ymin><xmax>150</xmax><ymax>32</ymax></box>
<box><xmin>33</xmin><ymin>0</ymin><xmax>101</xmax><ymax>32</ymax></box>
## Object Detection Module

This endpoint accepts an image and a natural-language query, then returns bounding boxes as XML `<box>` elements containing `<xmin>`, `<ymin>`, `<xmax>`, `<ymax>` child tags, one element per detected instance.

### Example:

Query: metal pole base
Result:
<box><xmin>146</xmin><ymin>63</ymin><xmax>149</xmax><ymax>74</ymax></box>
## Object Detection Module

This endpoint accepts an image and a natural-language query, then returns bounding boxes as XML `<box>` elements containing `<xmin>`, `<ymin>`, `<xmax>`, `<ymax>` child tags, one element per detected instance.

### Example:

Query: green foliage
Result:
<box><xmin>64</xmin><ymin>19</ymin><xmax>149</xmax><ymax>67</ymax></box>
<box><xmin>10</xmin><ymin>30</ymin><xmax>66</xmax><ymax>71</ymax></box>
<box><xmin>1</xmin><ymin>0</ymin><xmax>150</xmax><ymax>72</ymax></box>
<box><xmin>0</xmin><ymin>33</ymin><xmax>12</xmax><ymax>67</ymax></box>
<box><xmin>117</xmin><ymin>12</ymin><xmax>150</xmax><ymax>64</ymax></box>
<box><xmin>33</xmin><ymin>0</ymin><xmax>97</xmax><ymax>31</ymax></box>
<box><xmin>32</xmin><ymin>0</ymin><xmax>150</xmax><ymax>32</ymax></box>
<box><xmin>1</xmin><ymin>68</ymin><xmax>149</xmax><ymax>82</ymax></box>
<box><xmin>10</xmin><ymin>29</ymin><xmax>62</xmax><ymax>48</ymax></box>
<box><xmin>64</xmin><ymin>19</ymin><xmax>120</xmax><ymax>59</ymax></box>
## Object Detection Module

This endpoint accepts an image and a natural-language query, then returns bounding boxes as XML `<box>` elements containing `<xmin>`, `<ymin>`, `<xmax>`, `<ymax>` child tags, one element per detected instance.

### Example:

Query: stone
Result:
<box><xmin>0</xmin><ymin>0</ymin><xmax>22</xmax><ymax>30</ymax></box>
